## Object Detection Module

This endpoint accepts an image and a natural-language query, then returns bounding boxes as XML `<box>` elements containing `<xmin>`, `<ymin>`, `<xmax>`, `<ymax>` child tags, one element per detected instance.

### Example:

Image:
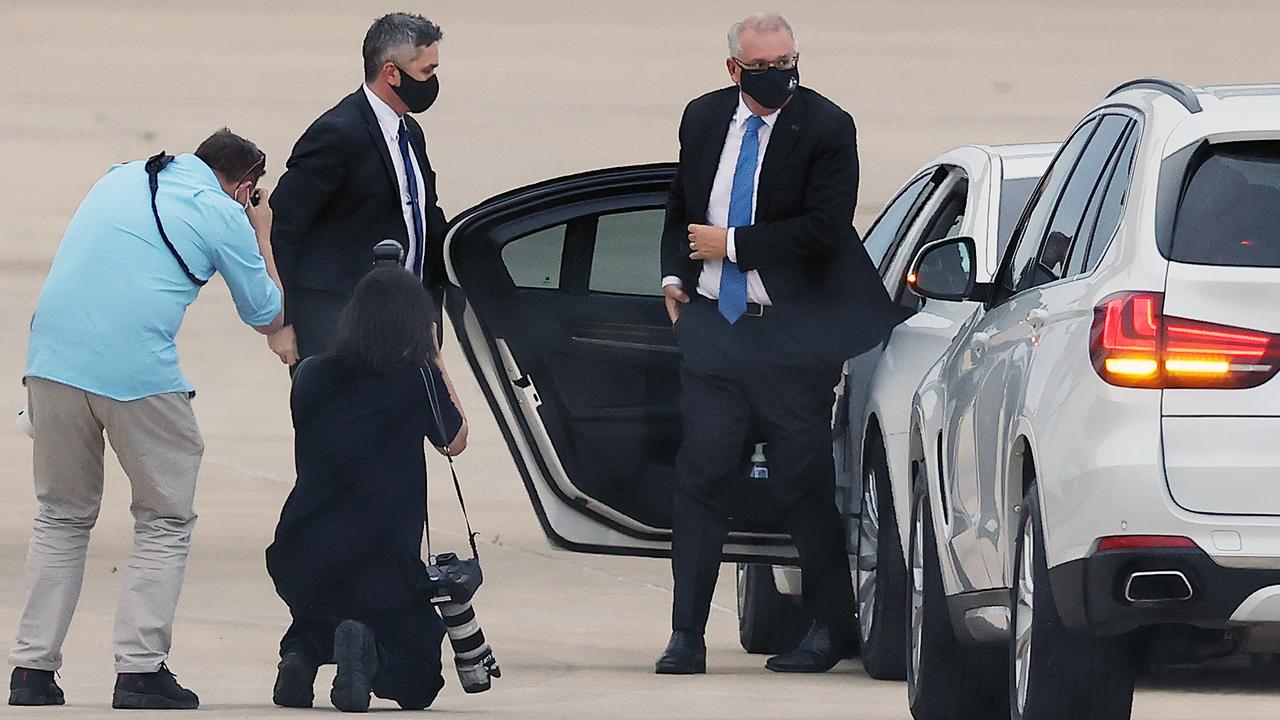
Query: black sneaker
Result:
<box><xmin>331</xmin><ymin>620</ymin><xmax>378</xmax><ymax>713</ymax></box>
<box><xmin>112</xmin><ymin>663</ymin><xmax>199</xmax><ymax>710</ymax></box>
<box><xmin>273</xmin><ymin>651</ymin><xmax>318</xmax><ymax>708</ymax></box>
<box><xmin>9</xmin><ymin>667</ymin><xmax>65</xmax><ymax>706</ymax></box>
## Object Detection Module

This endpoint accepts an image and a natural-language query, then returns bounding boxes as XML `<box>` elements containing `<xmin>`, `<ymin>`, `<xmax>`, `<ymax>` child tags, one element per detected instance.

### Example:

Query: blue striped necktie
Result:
<box><xmin>397</xmin><ymin>118</ymin><xmax>426</xmax><ymax>278</ymax></box>
<box><xmin>720</xmin><ymin>115</ymin><xmax>765</xmax><ymax>324</ymax></box>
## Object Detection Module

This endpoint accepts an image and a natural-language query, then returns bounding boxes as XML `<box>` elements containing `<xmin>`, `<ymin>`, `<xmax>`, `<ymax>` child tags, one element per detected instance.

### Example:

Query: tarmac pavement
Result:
<box><xmin>1</xmin><ymin>1</ymin><xmax>1279</xmax><ymax>717</ymax></box>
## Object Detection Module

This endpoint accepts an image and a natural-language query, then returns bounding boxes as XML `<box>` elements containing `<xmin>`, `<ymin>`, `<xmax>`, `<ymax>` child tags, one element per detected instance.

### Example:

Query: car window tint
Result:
<box><xmin>502</xmin><ymin>224</ymin><xmax>565</xmax><ymax>289</ymax></box>
<box><xmin>897</xmin><ymin>179</ymin><xmax>968</xmax><ymax>311</ymax></box>
<box><xmin>1170</xmin><ymin>141</ymin><xmax>1280</xmax><ymax>268</ymax></box>
<box><xmin>863</xmin><ymin>171</ymin><xmax>935</xmax><ymax>271</ymax></box>
<box><xmin>1003</xmin><ymin>119</ymin><xmax>1097</xmax><ymax>294</ymax></box>
<box><xmin>996</xmin><ymin>177</ymin><xmax>1039</xmax><ymax>258</ymax></box>
<box><xmin>1081</xmin><ymin>126</ymin><xmax>1139</xmax><ymax>273</ymax></box>
<box><xmin>589</xmin><ymin>209</ymin><xmax>665</xmax><ymax>295</ymax></box>
<box><xmin>1033</xmin><ymin>114</ymin><xmax>1129</xmax><ymax>284</ymax></box>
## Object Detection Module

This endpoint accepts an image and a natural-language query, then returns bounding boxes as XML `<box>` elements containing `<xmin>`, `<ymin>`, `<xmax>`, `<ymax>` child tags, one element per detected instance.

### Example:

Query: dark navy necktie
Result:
<box><xmin>398</xmin><ymin>118</ymin><xmax>426</xmax><ymax>278</ymax></box>
<box><xmin>720</xmin><ymin>115</ymin><xmax>765</xmax><ymax>323</ymax></box>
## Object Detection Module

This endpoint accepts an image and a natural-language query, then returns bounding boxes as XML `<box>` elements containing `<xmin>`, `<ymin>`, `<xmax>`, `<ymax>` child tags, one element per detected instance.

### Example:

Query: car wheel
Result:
<box><xmin>1011</xmin><ymin>483</ymin><xmax>1135</xmax><ymax>720</ymax></box>
<box><xmin>857</xmin><ymin>434</ymin><xmax>909</xmax><ymax>680</ymax></box>
<box><xmin>906</xmin><ymin>464</ymin><xmax>1007</xmax><ymax>720</ymax></box>
<box><xmin>736</xmin><ymin>563</ymin><xmax>810</xmax><ymax>654</ymax></box>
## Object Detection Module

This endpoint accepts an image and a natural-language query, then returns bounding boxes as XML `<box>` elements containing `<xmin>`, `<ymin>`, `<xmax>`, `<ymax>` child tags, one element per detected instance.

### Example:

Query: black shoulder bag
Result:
<box><xmin>144</xmin><ymin>152</ymin><xmax>207</xmax><ymax>287</ymax></box>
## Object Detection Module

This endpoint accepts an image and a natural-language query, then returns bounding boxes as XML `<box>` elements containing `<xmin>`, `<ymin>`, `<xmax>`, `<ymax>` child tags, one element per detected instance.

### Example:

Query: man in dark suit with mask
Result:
<box><xmin>267</xmin><ymin>12</ymin><xmax>449</xmax><ymax>365</ymax></box>
<box><xmin>655</xmin><ymin>12</ymin><xmax>910</xmax><ymax>675</ymax></box>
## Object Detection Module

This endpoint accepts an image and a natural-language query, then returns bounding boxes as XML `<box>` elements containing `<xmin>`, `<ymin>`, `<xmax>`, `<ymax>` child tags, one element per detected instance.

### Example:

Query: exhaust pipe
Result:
<box><xmin>1124</xmin><ymin>570</ymin><xmax>1194</xmax><ymax>603</ymax></box>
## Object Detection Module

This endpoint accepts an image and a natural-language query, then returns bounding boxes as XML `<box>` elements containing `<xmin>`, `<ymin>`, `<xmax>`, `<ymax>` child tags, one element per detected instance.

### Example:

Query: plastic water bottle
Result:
<box><xmin>749</xmin><ymin>443</ymin><xmax>769</xmax><ymax>480</ymax></box>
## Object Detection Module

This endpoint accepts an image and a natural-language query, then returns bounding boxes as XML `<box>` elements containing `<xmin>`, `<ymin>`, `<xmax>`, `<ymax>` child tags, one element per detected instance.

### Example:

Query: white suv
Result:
<box><xmin>841</xmin><ymin>143</ymin><xmax>1052</xmax><ymax>677</ymax></box>
<box><xmin>905</xmin><ymin>78</ymin><xmax>1280</xmax><ymax>720</ymax></box>
<box><xmin>733</xmin><ymin>143</ymin><xmax>1053</xmax><ymax>660</ymax></box>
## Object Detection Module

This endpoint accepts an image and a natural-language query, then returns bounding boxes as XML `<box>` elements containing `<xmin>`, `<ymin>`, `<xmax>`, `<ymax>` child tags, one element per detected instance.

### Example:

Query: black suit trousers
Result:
<box><xmin>670</xmin><ymin>301</ymin><xmax>855</xmax><ymax>639</ymax></box>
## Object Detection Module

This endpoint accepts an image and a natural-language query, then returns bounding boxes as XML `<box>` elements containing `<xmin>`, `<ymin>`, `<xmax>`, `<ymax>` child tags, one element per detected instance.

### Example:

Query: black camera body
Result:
<box><xmin>372</xmin><ymin>238</ymin><xmax>405</xmax><ymax>266</ymax></box>
<box><xmin>424</xmin><ymin>552</ymin><xmax>482</xmax><ymax>605</ymax></box>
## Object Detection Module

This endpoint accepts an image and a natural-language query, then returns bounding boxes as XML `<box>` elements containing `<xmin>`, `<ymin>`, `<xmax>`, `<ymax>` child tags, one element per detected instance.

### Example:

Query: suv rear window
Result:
<box><xmin>1171</xmin><ymin>142</ymin><xmax>1280</xmax><ymax>267</ymax></box>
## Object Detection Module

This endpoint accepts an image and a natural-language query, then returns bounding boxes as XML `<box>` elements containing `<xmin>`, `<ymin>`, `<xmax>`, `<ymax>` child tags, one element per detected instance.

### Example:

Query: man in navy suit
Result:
<box><xmin>269</xmin><ymin>12</ymin><xmax>449</xmax><ymax>365</ymax></box>
<box><xmin>656</xmin><ymin>12</ymin><xmax>909</xmax><ymax>675</ymax></box>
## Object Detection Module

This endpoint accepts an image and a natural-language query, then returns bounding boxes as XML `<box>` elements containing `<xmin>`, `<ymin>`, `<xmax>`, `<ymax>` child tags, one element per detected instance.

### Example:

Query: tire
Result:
<box><xmin>736</xmin><ymin>563</ymin><xmax>810</xmax><ymax>654</ymax></box>
<box><xmin>857</xmin><ymin>434</ymin><xmax>909</xmax><ymax>680</ymax></box>
<box><xmin>1011</xmin><ymin>484</ymin><xmax>1135</xmax><ymax>720</ymax></box>
<box><xmin>906</xmin><ymin>468</ymin><xmax>1007</xmax><ymax>720</ymax></box>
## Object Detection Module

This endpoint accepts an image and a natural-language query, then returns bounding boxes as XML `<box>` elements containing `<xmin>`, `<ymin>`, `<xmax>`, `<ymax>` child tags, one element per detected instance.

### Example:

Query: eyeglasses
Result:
<box><xmin>733</xmin><ymin>55</ymin><xmax>799</xmax><ymax>74</ymax></box>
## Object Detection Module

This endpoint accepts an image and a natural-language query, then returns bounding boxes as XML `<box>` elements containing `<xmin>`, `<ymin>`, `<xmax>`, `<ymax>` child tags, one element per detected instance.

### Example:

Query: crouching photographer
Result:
<box><xmin>266</xmin><ymin>253</ymin><xmax>497</xmax><ymax>712</ymax></box>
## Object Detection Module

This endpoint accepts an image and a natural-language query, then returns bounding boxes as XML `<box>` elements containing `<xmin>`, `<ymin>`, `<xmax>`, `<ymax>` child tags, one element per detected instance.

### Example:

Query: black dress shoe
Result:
<box><xmin>112</xmin><ymin>663</ymin><xmax>199</xmax><ymax>709</ymax></box>
<box><xmin>765</xmin><ymin>622</ymin><xmax>851</xmax><ymax>673</ymax></box>
<box><xmin>273</xmin><ymin>651</ymin><xmax>319</xmax><ymax>708</ymax></box>
<box><xmin>655</xmin><ymin>630</ymin><xmax>706</xmax><ymax>675</ymax></box>
<box><xmin>9</xmin><ymin>667</ymin><xmax>64</xmax><ymax>706</ymax></box>
<box><xmin>331</xmin><ymin>620</ymin><xmax>379</xmax><ymax>712</ymax></box>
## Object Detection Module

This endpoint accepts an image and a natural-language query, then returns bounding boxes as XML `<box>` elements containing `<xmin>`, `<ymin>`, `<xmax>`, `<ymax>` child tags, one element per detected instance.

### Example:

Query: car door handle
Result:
<box><xmin>1026</xmin><ymin>308</ymin><xmax>1048</xmax><ymax>329</ymax></box>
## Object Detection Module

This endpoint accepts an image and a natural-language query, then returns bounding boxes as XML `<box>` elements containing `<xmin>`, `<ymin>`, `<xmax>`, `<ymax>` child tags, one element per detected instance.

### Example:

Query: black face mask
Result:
<box><xmin>739</xmin><ymin>66</ymin><xmax>799</xmax><ymax>110</ymax></box>
<box><xmin>392</xmin><ymin>67</ymin><xmax>439</xmax><ymax>113</ymax></box>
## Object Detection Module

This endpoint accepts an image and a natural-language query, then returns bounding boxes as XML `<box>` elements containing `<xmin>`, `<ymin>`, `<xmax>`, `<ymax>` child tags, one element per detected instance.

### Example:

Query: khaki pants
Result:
<box><xmin>8</xmin><ymin>378</ymin><xmax>203</xmax><ymax>673</ymax></box>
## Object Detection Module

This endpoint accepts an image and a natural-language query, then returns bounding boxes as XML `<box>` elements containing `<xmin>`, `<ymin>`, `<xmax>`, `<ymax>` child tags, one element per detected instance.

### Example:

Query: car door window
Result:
<box><xmin>589</xmin><ymin>209</ymin><xmax>665</xmax><ymax>296</ymax></box>
<box><xmin>502</xmin><ymin>224</ymin><xmax>566</xmax><ymax>289</ymax></box>
<box><xmin>863</xmin><ymin>170</ymin><xmax>938</xmax><ymax>272</ymax></box>
<box><xmin>996</xmin><ymin>176</ymin><xmax>1039</xmax><ymax>258</ymax></box>
<box><xmin>1076</xmin><ymin>124</ymin><xmax>1140</xmax><ymax>274</ymax></box>
<box><xmin>1001</xmin><ymin>119</ymin><xmax>1097</xmax><ymax>296</ymax></box>
<box><xmin>895</xmin><ymin>176</ymin><xmax>969</xmax><ymax>310</ymax></box>
<box><xmin>1032</xmin><ymin>114</ymin><xmax>1129</xmax><ymax>284</ymax></box>
<box><xmin>1066</xmin><ymin>124</ymin><xmax>1132</xmax><ymax>277</ymax></box>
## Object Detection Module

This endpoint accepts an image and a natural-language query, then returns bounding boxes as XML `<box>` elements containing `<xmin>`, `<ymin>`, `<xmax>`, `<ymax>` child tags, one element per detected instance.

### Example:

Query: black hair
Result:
<box><xmin>194</xmin><ymin>128</ymin><xmax>265</xmax><ymax>184</ymax></box>
<box><xmin>362</xmin><ymin>12</ymin><xmax>443</xmax><ymax>81</ymax></box>
<box><xmin>332</xmin><ymin>266</ymin><xmax>438</xmax><ymax>372</ymax></box>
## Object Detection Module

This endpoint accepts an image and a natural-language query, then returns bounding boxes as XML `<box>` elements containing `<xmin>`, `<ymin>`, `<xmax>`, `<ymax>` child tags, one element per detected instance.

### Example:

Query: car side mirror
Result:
<box><xmin>906</xmin><ymin>236</ymin><xmax>978</xmax><ymax>302</ymax></box>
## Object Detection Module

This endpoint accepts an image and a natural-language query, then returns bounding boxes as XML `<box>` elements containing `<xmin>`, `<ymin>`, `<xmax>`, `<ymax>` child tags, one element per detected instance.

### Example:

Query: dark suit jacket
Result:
<box><xmin>271</xmin><ymin>88</ymin><xmax>447</xmax><ymax>323</ymax></box>
<box><xmin>661</xmin><ymin>86</ymin><xmax>911</xmax><ymax>366</ymax></box>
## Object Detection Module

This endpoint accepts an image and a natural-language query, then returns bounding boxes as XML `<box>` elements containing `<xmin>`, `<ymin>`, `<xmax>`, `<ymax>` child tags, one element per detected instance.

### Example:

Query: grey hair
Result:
<box><xmin>362</xmin><ymin>12</ymin><xmax>443</xmax><ymax>81</ymax></box>
<box><xmin>727</xmin><ymin>12</ymin><xmax>798</xmax><ymax>58</ymax></box>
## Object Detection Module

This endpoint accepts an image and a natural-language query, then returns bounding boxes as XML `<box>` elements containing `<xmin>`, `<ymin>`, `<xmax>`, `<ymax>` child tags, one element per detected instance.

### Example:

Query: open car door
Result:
<box><xmin>445</xmin><ymin>164</ymin><xmax>795</xmax><ymax>563</ymax></box>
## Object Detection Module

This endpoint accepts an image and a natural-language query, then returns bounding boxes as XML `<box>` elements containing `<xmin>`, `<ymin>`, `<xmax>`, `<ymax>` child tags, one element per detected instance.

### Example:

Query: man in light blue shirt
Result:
<box><xmin>9</xmin><ymin>129</ymin><xmax>283</xmax><ymax>711</ymax></box>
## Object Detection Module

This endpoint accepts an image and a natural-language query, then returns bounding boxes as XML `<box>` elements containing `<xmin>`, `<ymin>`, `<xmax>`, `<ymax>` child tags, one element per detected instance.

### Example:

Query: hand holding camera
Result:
<box><xmin>246</xmin><ymin>186</ymin><xmax>272</xmax><ymax>233</ymax></box>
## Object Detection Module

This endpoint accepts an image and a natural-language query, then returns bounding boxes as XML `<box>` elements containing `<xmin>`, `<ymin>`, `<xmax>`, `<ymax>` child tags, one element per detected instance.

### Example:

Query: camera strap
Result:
<box><xmin>420</xmin><ymin>365</ymin><xmax>480</xmax><ymax>562</ymax></box>
<box><xmin>144</xmin><ymin>152</ymin><xmax>207</xmax><ymax>287</ymax></box>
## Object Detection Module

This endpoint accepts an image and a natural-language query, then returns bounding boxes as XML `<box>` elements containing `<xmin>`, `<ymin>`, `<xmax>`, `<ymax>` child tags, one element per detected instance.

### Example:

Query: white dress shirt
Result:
<box><xmin>664</xmin><ymin>94</ymin><xmax>778</xmax><ymax>305</ymax></box>
<box><xmin>362</xmin><ymin>84</ymin><xmax>428</xmax><ymax>275</ymax></box>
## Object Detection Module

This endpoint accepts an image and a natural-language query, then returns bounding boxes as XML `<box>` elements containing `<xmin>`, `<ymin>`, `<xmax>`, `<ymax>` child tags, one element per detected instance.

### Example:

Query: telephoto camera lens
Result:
<box><xmin>438</xmin><ymin>599</ymin><xmax>502</xmax><ymax>693</ymax></box>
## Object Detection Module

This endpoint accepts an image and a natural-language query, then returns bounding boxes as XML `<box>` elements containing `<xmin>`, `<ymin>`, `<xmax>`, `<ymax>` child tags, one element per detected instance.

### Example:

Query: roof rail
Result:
<box><xmin>1107</xmin><ymin>78</ymin><xmax>1202</xmax><ymax>113</ymax></box>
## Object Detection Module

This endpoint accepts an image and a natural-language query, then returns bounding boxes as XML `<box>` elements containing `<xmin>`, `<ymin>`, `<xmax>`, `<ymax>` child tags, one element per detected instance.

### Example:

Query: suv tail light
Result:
<box><xmin>1090</xmin><ymin>291</ymin><xmax>1280</xmax><ymax>389</ymax></box>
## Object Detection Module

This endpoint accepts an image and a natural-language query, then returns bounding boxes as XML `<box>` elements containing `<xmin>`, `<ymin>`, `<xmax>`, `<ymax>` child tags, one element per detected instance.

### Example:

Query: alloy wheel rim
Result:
<box><xmin>907</xmin><ymin>490</ymin><xmax>925</xmax><ymax>701</ymax></box>
<box><xmin>1014</xmin><ymin>517</ymin><xmax>1035</xmax><ymax>715</ymax></box>
<box><xmin>857</xmin><ymin>466</ymin><xmax>880</xmax><ymax>644</ymax></box>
